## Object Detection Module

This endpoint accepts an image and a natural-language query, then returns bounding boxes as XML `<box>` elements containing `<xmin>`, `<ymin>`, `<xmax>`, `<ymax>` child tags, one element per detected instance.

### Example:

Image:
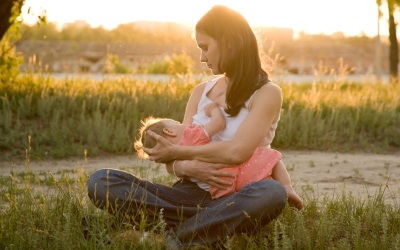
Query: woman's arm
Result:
<box><xmin>166</xmin><ymin>160</ymin><xmax>235</xmax><ymax>189</ymax></box>
<box><xmin>181</xmin><ymin>82</ymin><xmax>205</xmax><ymax>125</ymax></box>
<box><xmin>145</xmin><ymin>83</ymin><xmax>282</xmax><ymax>164</ymax></box>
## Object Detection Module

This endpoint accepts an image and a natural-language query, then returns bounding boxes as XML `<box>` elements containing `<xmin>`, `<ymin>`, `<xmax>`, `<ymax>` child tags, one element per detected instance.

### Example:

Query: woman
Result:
<box><xmin>87</xmin><ymin>5</ymin><xmax>290</xmax><ymax>248</ymax></box>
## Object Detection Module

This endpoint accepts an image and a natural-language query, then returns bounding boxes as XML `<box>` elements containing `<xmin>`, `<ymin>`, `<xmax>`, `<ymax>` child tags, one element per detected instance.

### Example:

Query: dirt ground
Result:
<box><xmin>1</xmin><ymin>150</ymin><xmax>399</xmax><ymax>204</ymax></box>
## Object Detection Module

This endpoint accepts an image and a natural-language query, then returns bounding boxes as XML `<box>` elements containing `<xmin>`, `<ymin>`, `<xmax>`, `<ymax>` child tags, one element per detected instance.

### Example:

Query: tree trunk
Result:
<box><xmin>0</xmin><ymin>0</ymin><xmax>24</xmax><ymax>41</ymax></box>
<box><xmin>388</xmin><ymin>0</ymin><xmax>399</xmax><ymax>82</ymax></box>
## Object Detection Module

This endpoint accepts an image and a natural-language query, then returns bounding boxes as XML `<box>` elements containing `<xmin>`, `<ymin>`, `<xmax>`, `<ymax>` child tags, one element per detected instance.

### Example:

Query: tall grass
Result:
<box><xmin>0</xmin><ymin>74</ymin><xmax>399</xmax><ymax>160</ymax></box>
<box><xmin>276</xmin><ymin>82</ymin><xmax>400</xmax><ymax>152</ymax></box>
<box><xmin>0</xmin><ymin>160</ymin><xmax>399</xmax><ymax>249</ymax></box>
<box><xmin>0</xmin><ymin>74</ymin><xmax>194</xmax><ymax>159</ymax></box>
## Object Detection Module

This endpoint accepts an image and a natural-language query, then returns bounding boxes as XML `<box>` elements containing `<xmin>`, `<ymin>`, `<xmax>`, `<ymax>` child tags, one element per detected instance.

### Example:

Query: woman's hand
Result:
<box><xmin>143</xmin><ymin>130</ymin><xmax>177</xmax><ymax>163</ymax></box>
<box><xmin>176</xmin><ymin>160</ymin><xmax>235</xmax><ymax>190</ymax></box>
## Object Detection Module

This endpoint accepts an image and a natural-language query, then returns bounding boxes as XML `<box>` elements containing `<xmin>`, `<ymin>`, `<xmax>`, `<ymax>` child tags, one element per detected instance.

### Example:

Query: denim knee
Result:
<box><xmin>240</xmin><ymin>179</ymin><xmax>287</xmax><ymax>215</ymax></box>
<box><xmin>87</xmin><ymin>169</ymin><xmax>109</xmax><ymax>201</ymax></box>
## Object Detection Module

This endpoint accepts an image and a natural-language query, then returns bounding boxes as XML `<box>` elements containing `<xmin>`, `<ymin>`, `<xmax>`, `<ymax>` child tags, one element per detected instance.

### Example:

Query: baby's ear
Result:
<box><xmin>162</xmin><ymin>127</ymin><xmax>177</xmax><ymax>137</ymax></box>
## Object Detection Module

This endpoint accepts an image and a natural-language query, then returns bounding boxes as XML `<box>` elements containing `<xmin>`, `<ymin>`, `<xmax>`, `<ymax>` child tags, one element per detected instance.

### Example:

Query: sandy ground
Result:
<box><xmin>1</xmin><ymin>150</ymin><xmax>399</xmax><ymax>204</ymax></box>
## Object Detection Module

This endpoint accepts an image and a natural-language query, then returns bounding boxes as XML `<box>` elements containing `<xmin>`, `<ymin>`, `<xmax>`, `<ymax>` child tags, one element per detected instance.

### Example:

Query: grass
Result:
<box><xmin>0</xmin><ymin>73</ymin><xmax>399</xmax><ymax>249</ymax></box>
<box><xmin>0</xmin><ymin>160</ymin><xmax>399</xmax><ymax>249</ymax></box>
<box><xmin>1</xmin><ymin>74</ymin><xmax>399</xmax><ymax>160</ymax></box>
<box><xmin>275</xmin><ymin>82</ymin><xmax>400</xmax><ymax>152</ymax></box>
<box><xmin>0</xmin><ymin>74</ymin><xmax>195</xmax><ymax>160</ymax></box>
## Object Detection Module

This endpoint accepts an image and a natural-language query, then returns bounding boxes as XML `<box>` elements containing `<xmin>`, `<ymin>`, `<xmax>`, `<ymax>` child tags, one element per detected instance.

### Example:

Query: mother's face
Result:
<box><xmin>195</xmin><ymin>31</ymin><xmax>221</xmax><ymax>75</ymax></box>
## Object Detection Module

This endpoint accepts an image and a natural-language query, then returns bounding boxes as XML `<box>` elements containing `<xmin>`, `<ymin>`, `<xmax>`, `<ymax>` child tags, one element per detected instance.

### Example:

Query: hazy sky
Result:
<box><xmin>22</xmin><ymin>0</ymin><xmax>385</xmax><ymax>37</ymax></box>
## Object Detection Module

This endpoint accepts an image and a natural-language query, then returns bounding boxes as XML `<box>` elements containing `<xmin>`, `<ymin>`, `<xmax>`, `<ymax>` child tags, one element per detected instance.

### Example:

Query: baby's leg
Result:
<box><xmin>272</xmin><ymin>160</ymin><xmax>303</xmax><ymax>210</ymax></box>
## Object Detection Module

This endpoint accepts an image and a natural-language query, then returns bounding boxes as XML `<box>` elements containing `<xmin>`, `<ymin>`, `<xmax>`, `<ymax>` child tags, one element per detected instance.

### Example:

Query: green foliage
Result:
<box><xmin>21</xmin><ymin>21</ymin><xmax>193</xmax><ymax>44</ymax></box>
<box><xmin>0</xmin><ymin>0</ymin><xmax>24</xmax><ymax>39</ymax></box>
<box><xmin>138</xmin><ymin>52</ymin><xmax>194</xmax><ymax>75</ymax></box>
<box><xmin>104</xmin><ymin>53</ymin><xmax>132</xmax><ymax>74</ymax></box>
<box><xmin>166</xmin><ymin>52</ymin><xmax>194</xmax><ymax>75</ymax></box>
<box><xmin>0</xmin><ymin>38</ymin><xmax>22</xmax><ymax>83</ymax></box>
<box><xmin>0</xmin><ymin>1</ymin><xmax>24</xmax><ymax>84</ymax></box>
<box><xmin>139</xmin><ymin>59</ymin><xmax>169</xmax><ymax>74</ymax></box>
<box><xmin>20</xmin><ymin>22</ymin><xmax>59</xmax><ymax>40</ymax></box>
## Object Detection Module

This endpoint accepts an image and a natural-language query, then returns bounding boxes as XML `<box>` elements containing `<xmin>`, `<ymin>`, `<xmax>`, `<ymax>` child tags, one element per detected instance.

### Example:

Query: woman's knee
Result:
<box><xmin>87</xmin><ymin>169</ymin><xmax>110</xmax><ymax>201</ymax></box>
<box><xmin>241</xmin><ymin>180</ymin><xmax>287</xmax><ymax>212</ymax></box>
<box><xmin>261</xmin><ymin>180</ymin><xmax>286</xmax><ymax>205</ymax></box>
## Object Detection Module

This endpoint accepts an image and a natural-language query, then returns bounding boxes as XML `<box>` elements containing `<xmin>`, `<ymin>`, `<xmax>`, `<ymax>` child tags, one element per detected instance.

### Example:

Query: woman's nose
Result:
<box><xmin>200</xmin><ymin>52</ymin><xmax>207</xmax><ymax>63</ymax></box>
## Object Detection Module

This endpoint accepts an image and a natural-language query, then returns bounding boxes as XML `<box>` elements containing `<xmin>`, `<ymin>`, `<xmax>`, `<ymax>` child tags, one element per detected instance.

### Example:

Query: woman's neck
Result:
<box><xmin>206</xmin><ymin>77</ymin><xmax>227</xmax><ymax>107</ymax></box>
<box><xmin>224</xmin><ymin>75</ymin><xmax>230</xmax><ymax>86</ymax></box>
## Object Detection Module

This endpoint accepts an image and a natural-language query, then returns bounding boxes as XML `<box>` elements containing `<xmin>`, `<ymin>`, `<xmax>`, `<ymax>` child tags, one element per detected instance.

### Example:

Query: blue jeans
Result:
<box><xmin>87</xmin><ymin>169</ymin><xmax>287</xmax><ymax>248</ymax></box>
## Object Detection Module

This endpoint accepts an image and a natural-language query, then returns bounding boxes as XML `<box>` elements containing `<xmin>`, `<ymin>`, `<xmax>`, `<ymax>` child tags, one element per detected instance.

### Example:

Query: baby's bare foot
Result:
<box><xmin>284</xmin><ymin>185</ymin><xmax>304</xmax><ymax>210</ymax></box>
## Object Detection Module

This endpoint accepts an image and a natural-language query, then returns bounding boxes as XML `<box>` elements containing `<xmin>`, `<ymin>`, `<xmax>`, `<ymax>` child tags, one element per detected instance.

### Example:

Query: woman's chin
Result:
<box><xmin>210</xmin><ymin>69</ymin><xmax>221</xmax><ymax>75</ymax></box>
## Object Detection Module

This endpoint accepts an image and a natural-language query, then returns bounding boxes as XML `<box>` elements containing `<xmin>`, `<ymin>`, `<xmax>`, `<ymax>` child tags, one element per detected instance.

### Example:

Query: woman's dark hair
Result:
<box><xmin>196</xmin><ymin>5</ymin><xmax>270</xmax><ymax>116</ymax></box>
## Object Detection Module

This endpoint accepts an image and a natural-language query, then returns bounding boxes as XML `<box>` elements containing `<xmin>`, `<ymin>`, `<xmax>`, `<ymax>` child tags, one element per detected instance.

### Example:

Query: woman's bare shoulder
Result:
<box><xmin>257</xmin><ymin>82</ymin><xmax>282</xmax><ymax>98</ymax></box>
<box><xmin>248</xmin><ymin>82</ymin><xmax>282</xmax><ymax>109</ymax></box>
<box><xmin>194</xmin><ymin>81</ymin><xmax>207</xmax><ymax>91</ymax></box>
<box><xmin>192</xmin><ymin>77</ymin><xmax>221</xmax><ymax>95</ymax></box>
<box><xmin>191</xmin><ymin>82</ymin><xmax>206</xmax><ymax>99</ymax></box>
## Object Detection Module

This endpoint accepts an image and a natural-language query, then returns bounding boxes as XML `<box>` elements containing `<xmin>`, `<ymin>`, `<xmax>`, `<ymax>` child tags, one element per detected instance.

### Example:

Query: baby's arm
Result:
<box><xmin>203</xmin><ymin>103</ymin><xmax>226</xmax><ymax>137</ymax></box>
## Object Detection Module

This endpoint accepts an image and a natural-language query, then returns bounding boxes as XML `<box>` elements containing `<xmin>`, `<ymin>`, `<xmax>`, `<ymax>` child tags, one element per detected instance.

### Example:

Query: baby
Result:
<box><xmin>134</xmin><ymin>103</ymin><xmax>303</xmax><ymax>209</ymax></box>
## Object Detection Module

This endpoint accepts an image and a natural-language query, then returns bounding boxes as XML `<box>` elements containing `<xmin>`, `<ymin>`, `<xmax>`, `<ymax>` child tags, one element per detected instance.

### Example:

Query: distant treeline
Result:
<box><xmin>18</xmin><ymin>21</ymin><xmax>386</xmax><ymax>74</ymax></box>
<box><xmin>20</xmin><ymin>21</ymin><xmax>194</xmax><ymax>44</ymax></box>
<box><xmin>20</xmin><ymin>20</ymin><xmax>378</xmax><ymax>46</ymax></box>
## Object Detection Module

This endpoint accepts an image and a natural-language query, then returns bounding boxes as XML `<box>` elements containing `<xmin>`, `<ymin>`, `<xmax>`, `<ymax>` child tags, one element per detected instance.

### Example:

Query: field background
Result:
<box><xmin>1</xmin><ymin>20</ymin><xmax>400</xmax><ymax>249</ymax></box>
<box><xmin>1</xmin><ymin>73</ymin><xmax>399</xmax><ymax>205</ymax></box>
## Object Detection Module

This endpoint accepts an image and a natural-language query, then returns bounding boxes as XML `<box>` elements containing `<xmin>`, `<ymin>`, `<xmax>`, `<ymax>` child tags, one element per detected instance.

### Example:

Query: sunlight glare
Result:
<box><xmin>23</xmin><ymin>0</ymin><xmax>382</xmax><ymax>36</ymax></box>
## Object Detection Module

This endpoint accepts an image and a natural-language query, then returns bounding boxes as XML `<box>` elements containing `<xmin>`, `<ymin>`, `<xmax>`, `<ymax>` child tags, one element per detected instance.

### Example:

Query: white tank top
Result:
<box><xmin>193</xmin><ymin>77</ymin><xmax>280</xmax><ymax>146</ymax></box>
<box><xmin>191</xmin><ymin>77</ymin><xmax>281</xmax><ymax>191</ymax></box>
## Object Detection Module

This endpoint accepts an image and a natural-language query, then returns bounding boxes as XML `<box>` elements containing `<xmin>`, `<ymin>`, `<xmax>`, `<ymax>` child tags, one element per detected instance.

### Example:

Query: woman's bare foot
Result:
<box><xmin>284</xmin><ymin>185</ymin><xmax>304</xmax><ymax>210</ymax></box>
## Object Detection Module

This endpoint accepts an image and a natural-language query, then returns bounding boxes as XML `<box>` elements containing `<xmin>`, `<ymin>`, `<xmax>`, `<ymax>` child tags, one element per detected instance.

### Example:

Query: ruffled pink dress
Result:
<box><xmin>178</xmin><ymin>125</ymin><xmax>281</xmax><ymax>199</ymax></box>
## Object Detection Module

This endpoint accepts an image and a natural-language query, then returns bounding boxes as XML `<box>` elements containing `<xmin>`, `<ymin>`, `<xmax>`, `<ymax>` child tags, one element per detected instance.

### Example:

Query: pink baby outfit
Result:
<box><xmin>178</xmin><ymin>125</ymin><xmax>281</xmax><ymax>199</ymax></box>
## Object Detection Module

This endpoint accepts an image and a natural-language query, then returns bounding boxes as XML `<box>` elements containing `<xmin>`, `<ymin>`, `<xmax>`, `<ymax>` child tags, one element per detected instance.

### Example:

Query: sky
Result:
<box><xmin>22</xmin><ymin>0</ymin><xmax>385</xmax><ymax>37</ymax></box>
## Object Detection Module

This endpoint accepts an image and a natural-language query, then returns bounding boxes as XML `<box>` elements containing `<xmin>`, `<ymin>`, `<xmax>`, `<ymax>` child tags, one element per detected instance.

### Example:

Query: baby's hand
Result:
<box><xmin>204</xmin><ymin>103</ymin><xmax>219</xmax><ymax>117</ymax></box>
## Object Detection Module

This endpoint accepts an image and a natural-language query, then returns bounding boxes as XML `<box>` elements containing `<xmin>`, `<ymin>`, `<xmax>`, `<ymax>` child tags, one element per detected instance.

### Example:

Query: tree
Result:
<box><xmin>375</xmin><ymin>0</ymin><xmax>383</xmax><ymax>78</ymax></box>
<box><xmin>0</xmin><ymin>0</ymin><xmax>24</xmax><ymax>41</ymax></box>
<box><xmin>378</xmin><ymin>0</ymin><xmax>400</xmax><ymax>82</ymax></box>
<box><xmin>0</xmin><ymin>0</ymin><xmax>25</xmax><ymax>83</ymax></box>
<box><xmin>387</xmin><ymin>0</ymin><xmax>399</xmax><ymax>81</ymax></box>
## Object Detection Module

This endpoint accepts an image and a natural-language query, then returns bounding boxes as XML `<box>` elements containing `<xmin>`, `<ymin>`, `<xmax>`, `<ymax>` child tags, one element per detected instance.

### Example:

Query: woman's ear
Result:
<box><xmin>162</xmin><ymin>127</ymin><xmax>177</xmax><ymax>137</ymax></box>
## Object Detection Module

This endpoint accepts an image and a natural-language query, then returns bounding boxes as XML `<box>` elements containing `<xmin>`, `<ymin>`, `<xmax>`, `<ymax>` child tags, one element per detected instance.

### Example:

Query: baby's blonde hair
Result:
<box><xmin>134</xmin><ymin>116</ymin><xmax>168</xmax><ymax>159</ymax></box>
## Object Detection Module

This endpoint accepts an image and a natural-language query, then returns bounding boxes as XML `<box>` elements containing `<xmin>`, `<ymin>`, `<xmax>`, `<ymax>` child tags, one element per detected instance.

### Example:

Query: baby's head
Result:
<box><xmin>134</xmin><ymin>116</ymin><xmax>183</xmax><ymax>159</ymax></box>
